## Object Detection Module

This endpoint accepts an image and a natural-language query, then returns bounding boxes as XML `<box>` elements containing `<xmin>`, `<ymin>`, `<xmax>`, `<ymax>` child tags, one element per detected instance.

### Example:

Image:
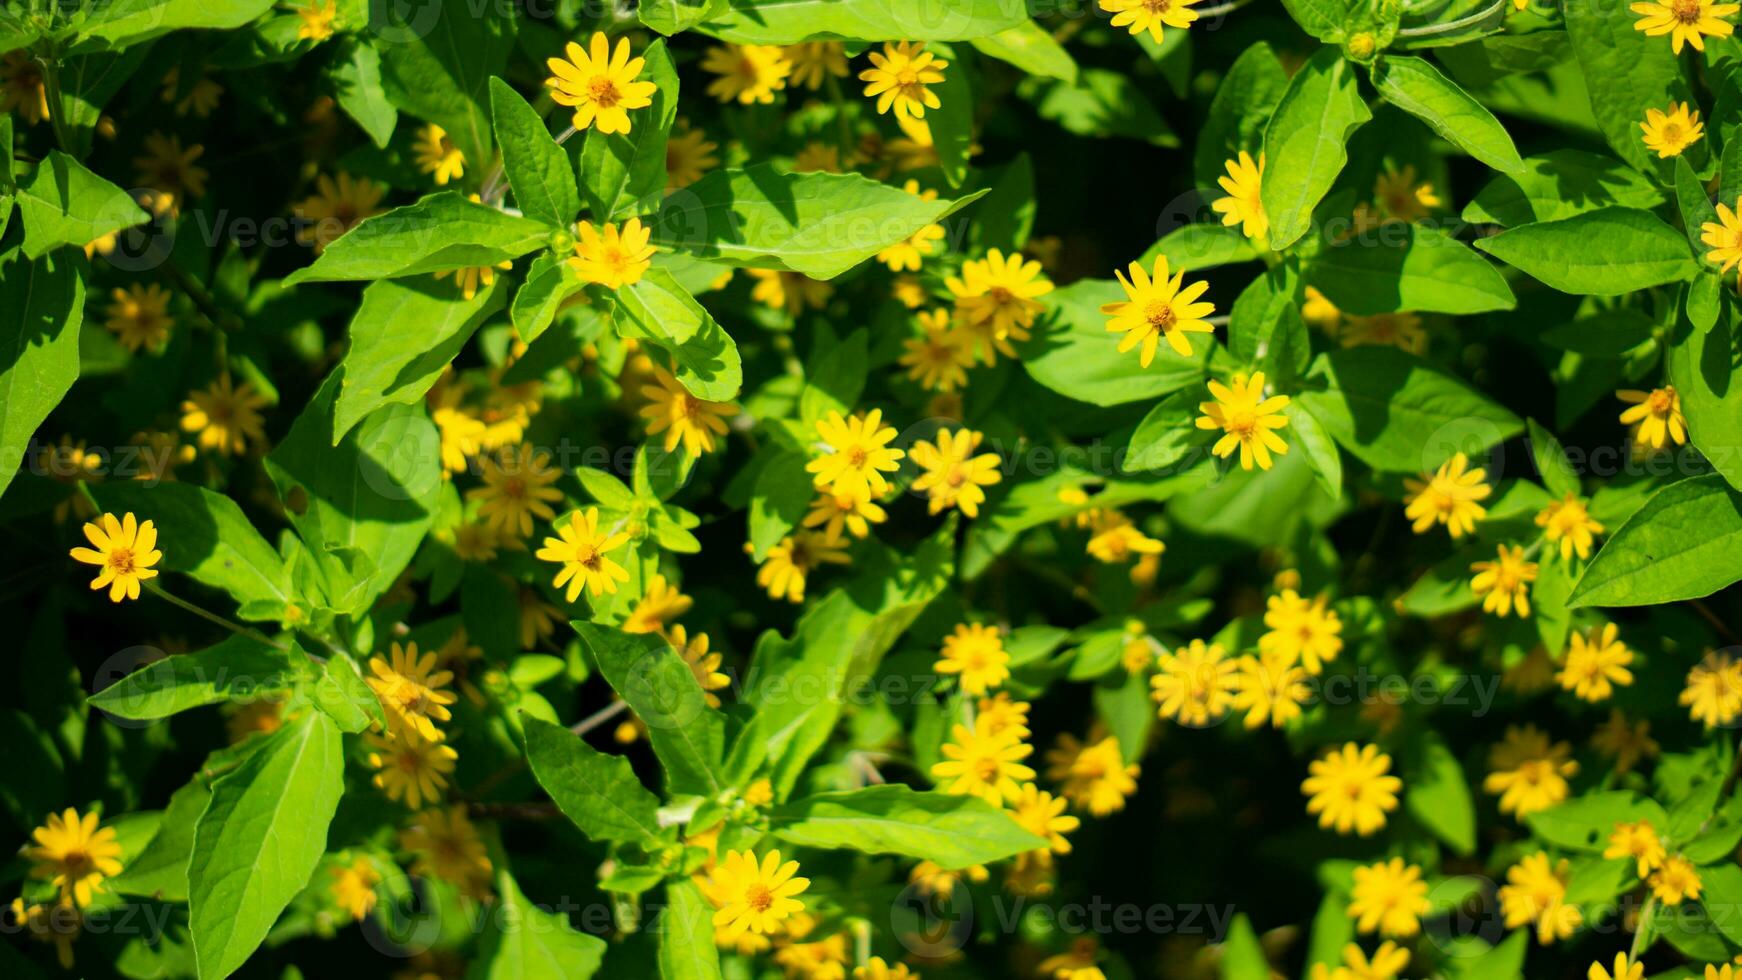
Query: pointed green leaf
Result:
<box><xmin>1261</xmin><ymin>47</ymin><xmax>1371</xmax><ymax>249</ymax></box>
<box><xmin>523</xmin><ymin>716</ymin><xmax>668</xmax><ymax>848</ymax></box>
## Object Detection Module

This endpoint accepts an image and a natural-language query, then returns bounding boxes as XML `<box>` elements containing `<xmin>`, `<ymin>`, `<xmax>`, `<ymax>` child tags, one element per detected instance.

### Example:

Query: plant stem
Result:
<box><xmin>571</xmin><ymin>698</ymin><xmax>629</xmax><ymax>736</ymax></box>
<box><xmin>1395</xmin><ymin>0</ymin><xmax>1507</xmax><ymax>38</ymax></box>
<box><xmin>143</xmin><ymin>581</ymin><xmax>288</xmax><ymax>651</ymax></box>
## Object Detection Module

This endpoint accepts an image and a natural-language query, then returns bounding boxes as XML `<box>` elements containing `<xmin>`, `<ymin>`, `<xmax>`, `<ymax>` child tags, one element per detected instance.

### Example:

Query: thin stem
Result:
<box><xmin>1395</xmin><ymin>0</ymin><xmax>1507</xmax><ymax>38</ymax></box>
<box><xmin>1194</xmin><ymin>0</ymin><xmax>1258</xmax><ymax>17</ymax></box>
<box><xmin>143</xmin><ymin>581</ymin><xmax>289</xmax><ymax>651</ymax></box>
<box><xmin>1690</xmin><ymin>599</ymin><xmax>1742</xmax><ymax>646</ymax></box>
<box><xmin>571</xmin><ymin>698</ymin><xmax>629</xmax><ymax>736</ymax></box>
<box><xmin>37</xmin><ymin>56</ymin><xmax>75</xmax><ymax>155</ymax></box>
<box><xmin>466</xmin><ymin>801</ymin><xmax>562</xmax><ymax>821</ymax></box>
<box><xmin>162</xmin><ymin>258</ymin><xmax>240</xmax><ymax>332</ymax></box>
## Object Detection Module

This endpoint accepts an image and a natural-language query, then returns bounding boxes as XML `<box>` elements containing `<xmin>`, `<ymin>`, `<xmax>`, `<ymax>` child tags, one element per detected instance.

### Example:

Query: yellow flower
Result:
<box><xmin>293</xmin><ymin>172</ymin><xmax>385</xmax><ymax>252</ymax></box>
<box><xmin>947</xmin><ymin>248</ymin><xmax>1054</xmax><ymax>349</ymax></box>
<box><xmin>1484</xmin><ymin>724</ymin><xmax>1577</xmax><ymax>819</ymax></box>
<box><xmin>936</xmin><ymin>622</ymin><xmax>1010</xmax><ymax>696</ymax></box>
<box><xmin>1259</xmin><ymin>589</ymin><xmax>1343</xmax><ymax>674</ymax></box>
<box><xmin>1212</xmin><ymin>151</ymin><xmax>1268</xmax><ymax>240</ymax></box>
<box><xmin>1604</xmin><ymin>820</ymin><xmax>1666</xmax><ymax>878</ymax></box>
<box><xmin>802</xmin><ymin>490</ymin><xmax>886</xmax><ymax>540</ymax></box>
<box><xmin>330</xmin><ymin>857</ymin><xmax>380</xmax><ymax>921</ymax></box>
<box><xmin>785</xmin><ymin>41</ymin><xmax>849</xmax><ymax>90</ymax></box>
<box><xmin>401</xmin><ymin>807</ymin><xmax>493</xmax><ymax>898</ymax></box>
<box><xmin>977</xmin><ymin>693</ymin><xmax>1032</xmax><ymax>739</ymax></box>
<box><xmin>545</xmin><ymin>33</ymin><xmax>658</xmax><ymax>134</ymax></box>
<box><xmin>665</xmin><ymin>123</ymin><xmax>718</xmax><ymax>191</ymax></box>
<box><xmin>133</xmin><ymin>132</ymin><xmax>209</xmax><ymax>217</ymax></box>
<box><xmin>754</xmin><ymin>531</ymin><xmax>849</xmax><ymax>603</ymax></box>
<box><xmin>0</xmin><ymin>50</ymin><xmax>50</xmax><ymax>125</ymax></box>
<box><xmin>771</xmin><ymin>913</ymin><xmax>849</xmax><ymax>977</ymax></box>
<box><xmin>1499</xmin><ymin>851</ymin><xmax>1581</xmax><ymax>943</ymax></box>
<box><xmin>1044</xmin><ymin>733</ymin><xmax>1138</xmax><ymax>816</ymax></box>
<box><xmin>672</xmin><ymin>624</ymin><xmax>730</xmax><ymax>707</ymax></box>
<box><xmin>910</xmin><ymin>427</ymin><xmax>1002</xmax><ymax>518</ymax></box>
<box><xmin>519</xmin><ymin>587</ymin><xmax>560</xmax><ymax>648</ymax></box>
<box><xmin>1102</xmin><ymin>255</ymin><xmax>1216</xmax><ymax>365</ymax></box>
<box><xmin>1373</xmin><ymin>165</ymin><xmax>1442</xmax><ymax>223</ymax></box>
<box><xmin>1196</xmin><ymin>371</ymin><xmax>1291</xmax><ymax>471</ymax></box>
<box><xmin>701</xmin><ymin>43</ymin><xmax>792</xmax><ymax>104</ymax></box>
<box><xmin>103</xmin><ymin>283</ymin><xmax>174</xmax><ymax>352</ymax></box>
<box><xmin>1641</xmin><ymin>101</ymin><xmax>1706</xmax><ymax>158</ymax></box>
<box><xmin>570</xmin><ymin>217</ymin><xmax>656</xmax><ymax>289</ymax></box>
<box><xmin>859</xmin><ymin>41</ymin><xmax>948</xmax><ymax>119</ymax></box>
<box><xmin>1340</xmin><ymin>312</ymin><xmax>1426</xmax><ymax>354</ymax></box>
<box><xmin>1150</xmin><ymin>639</ymin><xmax>1237</xmax><ymax>726</ymax></box>
<box><xmin>1403</xmin><ymin>452</ymin><xmax>1490</xmax><ymax>538</ymax></box>
<box><xmin>159</xmin><ymin>68</ymin><xmax>222</xmax><ymax>117</ymax></box>
<box><xmin>1536</xmin><ymin>492</ymin><xmax>1604</xmax><ymax>560</ymax></box>
<box><xmin>1038</xmin><ymin>937</ymin><xmax>1105</xmax><ymax>980</ymax></box>
<box><xmin>1617</xmin><ymin>386</ymin><xmax>1688</xmax><ymax>450</ymax></box>
<box><xmin>639</xmin><ymin>366</ymin><xmax>738</xmax><ymax>456</ymax></box>
<box><xmin>1589</xmin><ymin>953</ymin><xmax>1645</xmax><ymax>980</ymax></box>
<box><xmin>854</xmin><ymin>956</ymin><xmax>918</xmax><ymax>980</ymax></box>
<box><xmin>1302</xmin><ymin>286</ymin><xmax>1342</xmax><ymax>334</ymax></box>
<box><xmin>432</xmin><ymin>405</ymin><xmax>486</xmax><ymax>475</ymax></box>
<box><xmin>1707</xmin><ymin>966</ymin><xmax>1742</xmax><ymax>980</ymax></box>
<box><xmin>434</xmin><ymin>260</ymin><xmax>510</xmax><ymax>301</ymax></box>
<box><xmin>468</xmin><ymin>444</ymin><xmax>563</xmax><ymax>539</ymax></box>
<box><xmin>366</xmin><ymin>726</ymin><xmax>457</xmax><ymax>808</ymax></box>
<box><xmin>1099</xmin><ymin>0</ymin><xmax>1203</xmax><ymax>43</ymax></box>
<box><xmin>791</xmin><ymin>139</ymin><xmax>845</xmax><ymax>171</ymax></box>
<box><xmin>932</xmin><ymin>720</ymin><xmax>1035</xmax><ymax>805</ymax></box>
<box><xmin>70</xmin><ymin>511</ymin><xmax>162</xmax><ymax>602</ymax></box>
<box><xmin>26</xmin><ymin>808</ymin><xmax>123</xmax><ymax>908</ymax></box>
<box><xmin>411</xmin><ymin>123</ymin><xmax>464</xmax><ymax>185</ymax></box>
<box><xmin>1230</xmin><ymin>654</ymin><xmax>1310</xmax><ymax>729</ymax></box>
<box><xmin>1085</xmin><ymin>509</ymin><xmax>1165</xmax><ymax>563</ymax></box>
<box><xmin>1683</xmin><ymin>651</ymin><xmax>1742</xmax><ymax>726</ymax></box>
<box><xmin>748</xmin><ymin>268</ymin><xmax>833</xmax><ymax>314</ymax></box>
<box><xmin>1631</xmin><ymin>0</ymin><xmax>1737</xmax><ymax>53</ymax></box>
<box><xmin>622</xmin><ymin>573</ymin><xmax>692</xmax><ymax>635</ymax></box>
<box><xmin>899</xmin><ymin>309</ymin><xmax>976</xmax><ymax>392</ymax></box>
<box><xmin>706</xmin><ymin>849</ymin><xmax>809</xmax><ymax>940</ymax></box>
<box><xmin>1348</xmin><ymin>858</ymin><xmax>1430</xmax><ymax>938</ymax></box>
<box><xmin>877</xmin><ymin>180</ymin><xmax>946</xmax><ymax>272</ymax></box>
<box><xmin>1302</xmin><ymin>743</ymin><xmax>1401</xmax><ymax>836</ymax></box>
<box><xmin>1649</xmin><ymin>855</ymin><xmax>1702</xmax><ymax>904</ymax></box>
<box><xmin>1011</xmin><ymin>783</ymin><xmax>1079</xmax><ymax>856</ymax></box>
<box><xmin>368</xmin><ymin>641</ymin><xmax>458</xmax><ymax>742</ymax></box>
<box><xmin>295</xmin><ymin>0</ymin><xmax>339</xmax><ymax>41</ymax></box>
<box><xmin>1311</xmin><ymin>940</ymin><xmax>1410</xmax><ymax>980</ymax></box>
<box><xmin>536</xmin><ymin>508</ymin><xmax>631</xmax><ymax>602</ymax></box>
<box><xmin>10</xmin><ymin>898</ymin><xmax>79</xmax><ymax>969</ymax></box>
<box><xmin>807</xmin><ymin>409</ymin><xmax>905</xmax><ymax>503</ymax></box>
<box><xmin>1470</xmin><ymin>543</ymin><xmax>1539</xmax><ymax>618</ymax></box>
<box><xmin>180</xmin><ymin>376</ymin><xmax>268</xmax><ymax>456</ymax></box>
<box><xmin>1557</xmin><ymin>623</ymin><xmax>1633</xmax><ymax>702</ymax></box>
<box><xmin>1592</xmin><ymin>710</ymin><xmax>1659</xmax><ymax>775</ymax></box>
<box><xmin>1703</xmin><ymin>198</ymin><xmax>1742</xmax><ymax>287</ymax></box>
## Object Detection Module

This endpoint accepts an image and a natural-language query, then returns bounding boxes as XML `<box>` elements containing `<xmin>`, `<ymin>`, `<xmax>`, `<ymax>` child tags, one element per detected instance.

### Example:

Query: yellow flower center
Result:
<box><xmin>502</xmin><ymin>477</ymin><xmax>526</xmax><ymax>500</ymax></box>
<box><xmin>1647</xmin><ymin>389</ymin><xmax>1674</xmax><ymax>413</ymax></box>
<box><xmin>578</xmin><ymin>546</ymin><xmax>603</xmax><ymax>570</ymax></box>
<box><xmin>745</xmin><ymin>884</ymin><xmax>774</xmax><ymax>913</ymax></box>
<box><xmin>1662</xmin><ymin>122</ymin><xmax>1684</xmax><ymax>142</ymax></box>
<box><xmin>1145</xmin><ymin>0</ymin><xmax>1174</xmax><ymax>12</ymax></box>
<box><xmin>846</xmin><ymin>445</ymin><xmax>870</xmax><ymax>469</ymax></box>
<box><xmin>988</xmin><ymin>286</ymin><xmax>1014</xmax><ymax>306</ymax></box>
<box><xmin>974</xmin><ymin>756</ymin><xmax>1003</xmax><ymax>782</ymax></box>
<box><xmin>1673</xmin><ymin>0</ymin><xmax>1703</xmax><ymax>22</ymax></box>
<box><xmin>1222</xmin><ymin>407</ymin><xmax>1259</xmax><ymax>437</ymax></box>
<box><xmin>108</xmin><ymin>547</ymin><xmax>136</xmax><ymax>574</ymax></box>
<box><xmin>397</xmin><ymin>749</ymin><xmax>424</xmax><ymax>772</ymax></box>
<box><xmin>946</xmin><ymin>467</ymin><xmax>969</xmax><ymax>488</ymax></box>
<box><xmin>586</xmin><ymin>76</ymin><xmax>621</xmax><ymax>107</ymax></box>
<box><xmin>1143</xmin><ymin>299</ymin><xmax>1176</xmax><ymax>329</ymax></box>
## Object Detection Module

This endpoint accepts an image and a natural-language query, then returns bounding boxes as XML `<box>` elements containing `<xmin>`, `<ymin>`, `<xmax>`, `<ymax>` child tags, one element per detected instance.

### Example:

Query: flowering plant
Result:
<box><xmin>4</xmin><ymin>0</ymin><xmax>1742</xmax><ymax>978</ymax></box>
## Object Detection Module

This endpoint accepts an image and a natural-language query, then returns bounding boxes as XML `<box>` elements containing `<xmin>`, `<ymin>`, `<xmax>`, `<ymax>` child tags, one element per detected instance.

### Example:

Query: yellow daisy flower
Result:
<box><xmin>1084</xmin><ymin>509</ymin><xmax>1164</xmax><ymax>563</ymax></box>
<box><xmin>1150</xmin><ymin>639</ymin><xmax>1237</xmax><ymax>727</ymax></box>
<box><xmin>294</xmin><ymin>0</ymin><xmax>339</xmax><ymax>41</ymax></box>
<box><xmin>753</xmin><ymin>530</ymin><xmax>849</xmax><ymax>603</ymax></box>
<box><xmin>1348</xmin><ymin>858</ymin><xmax>1431</xmax><ymax>938</ymax></box>
<box><xmin>802</xmin><ymin>489</ymin><xmax>886</xmax><ymax>541</ymax></box>
<box><xmin>1470</xmin><ymin>544</ymin><xmax>1538</xmax><ymax>618</ymax></box>
<box><xmin>935</xmin><ymin>622</ymin><xmax>1010</xmax><ymax>696</ymax></box>
<box><xmin>0</xmin><ymin>50</ymin><xmax>50</xmax><ymax>125</ymax></box>
<box><xmin>1701</xmin><ymin>200</ymin><xmax>1742</xmax><ymax>286</ymax></box>
<box><xmin>701</xmin><ymin>43</ymin><xmax>792</xmax><ymax>105</ymax></box>
<box><xmin>1101</xmin><ymin>255</ymin><xmax>1216</xmax><ymax>365</ymax></box>
<box><xmin>1589</xmin><ymin>953</ymin><xmax>1645</xmax><ymax>980</ymax></box>
<box><xmin>1373</xmin><ymin>165</ymin><xmax>1442</xmax><ymax>223</ymax></box>
<box><xmin>1301</xmin><ymin>743</ymin><xmax>1401</xmax><ymax>836</ymax></box>
<box><xmin>366</xmin><ymin>727</ymin><xmax>458</xmax><ymax>809</ymax></box>
<box><xmin>1230</xmin><ymin>654</ymin><xmax>1310</xmax><ymax>729</ymax></box>
<box><xmin>26</xmin><ymin>808</ymin><xmax>124</xmax><ymax>908</ymax></box>
<box><xmin>859</xmin><ymin>41</ymin><xmax>948</xmax><ymax>120</ymax></box>
<box><xmin>932</xmin><ymin>721</ymin><xmax>1035</xmax><ymax>805</ymax></box>
<box><xmin>1682</xmin><ymin>651</ymin><xmax>1742</xmax><ymax>727</ymax></box>
<box><xmin>899</xmin><ymin>309</ymin><xmax>976</xmax><ymax>392</ymax></box>
<box><xmin>468</xmin><ymin>444</ymin><xmax>563</xmax><ymax>539</ymax></box>
<box><xmin>1259</xmin><ymin>589</ymin><xmax>1344</xmax><ymax>674</ymax></box>
<box><xmin>639</xmin><ymin>366</ymin><xmax>739</xmax><ymax>456</ymax></box>
<box><xmin>1339</xmin><ymin>312</ymin><xmax>1426</xmax><ymax>354</ymax></box>
<box><xmin>1403</xmin><ymin>451</ymin><xmax>1491</xmax><ymax>538</ymax></box>
<box><xmin>1536</xmin><ymin>492</ymin><xmax>1603</xmax><ymax>560</ymax></box>
<box><xmin>747</xmin><ymin>268</ymin><xmax>833</xmax><ymax>314</ymax></box>
<box><xmin>1604</xmin><ymin>819</ymin><xmax>1666</xmax><ymax>878</ymax></box>
<box><xmin>69</xmin><ymin>511</ymin><xmax>162</xmax><ymax>602</ymax></box>
<box><xmin>1640</xmin><ymin>101</ymin><xmax>1705</xmax><ymax>158</ymax></box>
<box><xmin>133</xmin><ymin>132</ymin><xmax>209</xmax><ymax>218</ymax></box>
<box><xmin>536</xmin><ymin>508</ymin><xmax>631</xmax><ymax>602</ymax></box>
<box><xmin>544</xmin><ymin>32</ymin><xmax>658</xmax><ymax>134</ymax></box>
<box><xmin>1212</xmin><ymin>151</ymin><xmax>1267</xmax><ymax>240</ymax></box>
<box><xmin>621</xmin><ymin>573</ymin><xmax>693</xmax><ymax>635</ymax></box>
<box><xmin>1499</xmin><ymin>851</ymin><xmax>1581</xmax><ymax>944</ymax></box>
<box><xmin>367</xmin><ymin>641</ymin><xmax>458</xmax><ymax>742</ymax></box>
<box><xmin>103</xmin><ymin>283</ymin><xmax>174</xmax><ymax>352</ymax></box>
<box><xmin>1631</xmin><ymin>0</ymin><xmax>1737</xmax><ymax>53</ymax></box>
<box><xmin>1649</xmin><ymin>855</ymin><xmax>1702</xmax><ymax>904</ymax></box>
<box><xmin>1556</xmin><ymin>624</ymin><xmax>1633</xmax><ymax>702</ymax></box>
<box><xmin>947</xmin><ymin>248</ymin><xmax>1054</xmax><ymax>349</ymax></box>
<box><xmin>329</xmin><ymin>857</ymin><xmax>380</xmax><ymax>921</ymax></box>
<box><xmin>807</xmin><ymin>409</ymin><xmax>905</xmax><ymax>503</ymax></box>
<box><xmin>570</xmin><ymin>217</ymin><xmax>656</xmax><ymax>289</ymax></box>
<box><xmin>909</xmin><ymin>427</ymin><xmax>1002</xmax><ymax>518</ymax></box>
<box><xmin>1099</xmin><ymin>0</ymin><xmax>1203</xmax><ymax>43</ymax></box>
<box><xmin>1483</xmin><ymin>724</ymin><xmax>1577</xmax><ymax>819</ymax></box>
<box><xmin>665</xmin><ymin>123</ymin><xmax>718</xmax><ymax>192</ymax></box>
<box><xmin>292</xmin><ymin>171</ymin><xmax>385</xmax><ymax>252</ymax></box>
<box><xmin>401</xmin><ymin>807</ymin><xmax>493</xmax><ymax>898</ymax></box>
<box><xmin>412</xmin><ymin>122</ymin><xmax>464</xmax><ymax>185</ymax></box>
<box><xmin>1196</xmin><ymin>371</ymin><xmax>1291</xmax><ymax>471</ymax></box>
<box><xmin>1044</xmin><ymin>733</ymin><xmax>1139</xmax><ymax>817</ymax></box>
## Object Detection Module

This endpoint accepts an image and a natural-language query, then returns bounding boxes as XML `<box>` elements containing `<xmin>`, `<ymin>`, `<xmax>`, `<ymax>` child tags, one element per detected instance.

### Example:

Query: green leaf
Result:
<box><xmin>1401</xmin><ymin>731</ymin><xmax>1476</xmax><ymax>855</ymax></box>
<box><xmin>1289</xmin><ymin>402</ymin><xmax>1343</xmax><ymax>499</ymax></box>
<box><xmin>971</xmin><ymin>21</ymin><xmax>1077</xmax><ymax>84</ymax></box>
<box><xmin>264</xmin><ymin>372</ymin><xmax>441</xmax><ymax>615</ymax></box>
<box><xmin>1569</xmin><ymin>474</ymin><xmax>1742</xmax><ymax>607</ymax></box>
<box><xmin>376</xmin><ymin>0</ymin><xmax>512</xmax><ymax>176</ymax></box>
<box><xmin>1305</xmin><ymin>222</ymin><xmax>1515</xmax><ymax>315</ymax></box>
<box><xmin>283</xmin><ymin>192</ymin><xmax>551</xmax><ymax>284</ymax></box>
<box><xmin>1228</xmin><ymin>263</ymin><xmax>1310</xmax><ymax>382</ymax></box>
<box><xmin>87</xmin><ymin>481</ymin><xmax>291</xmax><ymax>613</ymax></box>
<box><xmin>523</xmin><ymin>716</ymin><xmax>667</xmax><ymax>848</ymax></box>
<box><xmin>1295</xmin><ymin>347</ymin><xmax>1523</xmax><ymax>472</ymax></box>
<box><xmin>109</xmin><ymin>777</ymin><xmax>209</xmax><ymax>902</ymax></box>
<box><xmin>1475</xmin><ymin>207</ymin><xmax>1698</xmax><ymax>295</ymax></box>
<box><xmin>799</xmin><ymin>328</ymin><xmax>868</xmax><ymax>427</ymax></box>
<box><xmin>748</xmin><ymin>452</ymin><xmax>814</xmax><ymax>560</ymax></box>
<box><xmin>926</xmin><ymin>44</ymin><xmax>975</xmax><ymax>187</ymax></box>
<box><xmin>640</xmin><ymin>0</ymin><xmax>726</xmax><ymax>34</ymax></box>
<box><xmin>1139</xmin><ymin>223</ymin><xmax>1261</xmax><ymax>272</ymax></box>
<box><xmin>1563</xmin><ymin>0</ymin><xmax>1692</xmax><ymax>174</ymax></box>
<box><xmin>89</xmin><ymin>636</ymin><xmax>300</xmax><ymax>720</ymax></box>
<box><xmin>610</xmin><ymin>268</ymin><xmax>743</xmax><ymax>400</ymax></box>
<box><xmin>331</xmin><ymin>276</ymin><xmax>506</xmax><ymax>443</ymax></box>
<box><xmin>328</xmin><ymin>38</ymin><xmax>397</xmax><ymax>149</ymax></box>
<box><xmin>576</xmin><ymin>42</ymin><xmax>679</xmax><ymax>220</ymax></box>
<box><xmin>1668</xmin><ymin>316</ymin><xmax>1742</xmax><ymax>492</ymax></box>
<box><xmin>1031</xmin><ymin>69</ymin><xmax>1178</xmax><ymax>147</ymax></box>
<box><xmin>572</xmin><ymin>623</ymin><xmax>725</xmax><ymax>796</ymax></box>
<box><xmin>474</xmin><ymin>870</ymin><xmax>607</xmax><ymax>980</ymax></box>
<box><xmin>0</xmin><ymin>247</ymin><xmax>83</xmax><ymax>502</ymax></box>
<box><xmin>967</xmin><ymin>154</ymin><xmax>1035</xmax><ymax>253</ymax></box>
<box><xmin>491</xmin><ymin>78</ymin><xmax>582</xmax><ymax>230</ymax></box>
<box><xmin>1125</xmin><ymin>388</ymin><xmax>1210</xmax><ymax>474</ymax></box>
<box><xmin>652</xmin><ymin>164</ymin><xmax>986</xmax><ymax>278</ymax></box>
<box><xmin>697</xmin><ymin>0</ymin><xmax>1029</xmax><ymax>43</ymax></box>
<box><xmin>656</xmin><ymin>879</ymin><xmax>724</xmax><ymax>980</ymax></box>
<box><xmin>1261</xmin><ymin>47</ymin><xmax>1372</xmax><ymax>249</ymax></box>
<box><xmin>1527</xmin><ymin>419</ymin><xmax>1581</xmax><ymax>499</ymax></box>
<box><xmin>77</xmin><ymin>0</ymin><xmax>277</xmax><ymax>50</ymax></box>
<box><xmin>1526</xmin><ymin>790</ymin><xmax>1669</xmax><ymax>852</ymax></box>
<box><xmin>769</xmin><ymin>785</ymin><xmax>1048</xmax><ymax>868</ymax></box>
<box><xmin>15</xmin><ymin>151</ymin><xmax>149</xmax><ymax>259</ymax></box>
<box><xmin>1463</xmin><ymin>150</ymin><xmax>1664</xmax><ymax>227</ymax></box>
<box><xmin>512</xmin><ymin>253</ymin><xmax>586</xmax><ymax>345</ymax></box>
<box><xmin>1219</xmin><ymin>914</ymin><xmax>1272</xmax><ymax>980</ymax></box>
<box><xmin>1539</xmin><ymin>309</ymin><xmax>1655</xmax><ymax>357</ymax></box>
<box><xmin>1195</xmin><ymin>43</ymin><xmax>1289</xmax><ymax>189</ymax></box>
<box><xmin>188</xmin><ymin>712</ymin><xmax>344</xmax><ymax>980</ymax></box>
<box><xmin>1020</xmin><ymin>279</ymin><xmax>1213</xmax><ymax>407</ymax></box>
<box><xmin>308</xmin><ymin>651</ymin><xmax>385</xmax><ymax>733</ymax></box>
<box><xmin>1371</xmin><ymin>55</ymin><xmax>1522</xmax><ymax>175</ymax></box>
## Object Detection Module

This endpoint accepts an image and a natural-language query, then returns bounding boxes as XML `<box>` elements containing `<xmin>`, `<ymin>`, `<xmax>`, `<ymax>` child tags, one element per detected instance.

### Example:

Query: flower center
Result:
<box><xmin>1673</xmin><ymin>0</ymin><xmax>1702</xmax><ymax>22</ymax></box>
<box><xmin>1647</xmin><ymin>389</ymin><xmax>1673</xmax><ymax>413</ymax></box>
<box><xmin>745</xmin><ymin>884</ymin><xmax>774</xmax><ymax>912</ymax></box>
<box><xmin>586</xmin><ymin>76</ymin><xmax>621</xmax><ymax>107</ymax></box>
<box><xmin>988</xmin><ymin>286</ymin><xmax>1014</xmax><ymax>306</ymax></box>
<box><xmin>1662</xmin><ymin>122</ymin><xmax>1684</xmax><ymax>142</ymax></box>
<box><xmin>578</xmin><ymin>547</ymin><xmax>603</xmax><ymax>570</ymax></box>
<box><xmin>1223</xmin><ymin>408</ymin><xmax>1259</xmax><ymax>437</ymax></box>
<box><xmin>502</xmin><ymin>477</ymin><xmax>526</xmax><ymax>500</ymax></box>
<box><xmin>108</xmin><ymin>548</ymin><xmax>136</xmax><ymax>574</ymax></box>
<box><xmin>1144</xmin><ymin>300</ymin><xmax>1176</xmax><ymax>329</ymax></box>
<box><xmin>974</xmin><ymin>756</ymin><xmax>1003</xmax><ymax>782</ymax></box>
<box><xmin>846</xmin><ymin>445</ymin><xmax>870</xmax><ymax>469</ymax></box>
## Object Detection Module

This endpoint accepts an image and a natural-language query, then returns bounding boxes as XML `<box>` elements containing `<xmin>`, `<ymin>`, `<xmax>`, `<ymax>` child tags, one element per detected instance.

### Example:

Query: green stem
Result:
<box><xmin>1395</xmin><ymin>0</ymin><xmax>1507</xmax><ymax>38</ymax></box>
<box><xmin>143</xmin><ymin>580</ymin><xmax>289</xmax><ymax>652</ymax></box>
<box><xmin>37</xmin><ymin>55</ymin><xmax>75</xmax><ymax>156</ymax></box>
